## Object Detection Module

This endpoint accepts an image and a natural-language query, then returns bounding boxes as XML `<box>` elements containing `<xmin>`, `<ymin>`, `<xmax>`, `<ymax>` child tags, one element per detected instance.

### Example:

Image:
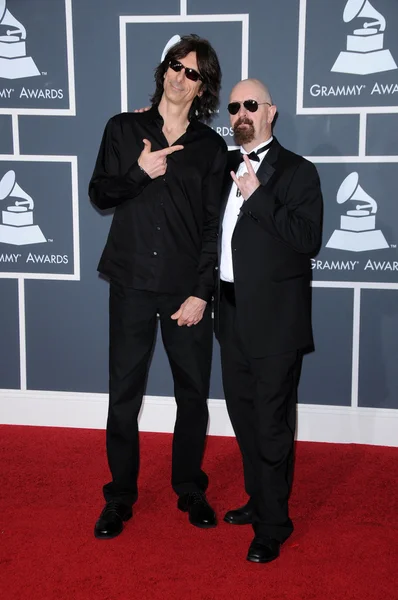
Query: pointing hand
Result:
<box><xmin>138</xmin><ymin>139</ymin><xmax>184</xmax><ymax>179</ymax></box>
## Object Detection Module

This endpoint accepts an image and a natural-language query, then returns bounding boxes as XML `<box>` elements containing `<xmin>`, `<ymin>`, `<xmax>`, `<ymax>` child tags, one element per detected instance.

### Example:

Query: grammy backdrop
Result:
<box><xmin>0</xmin><ymin>0</ymin><xmax>397</xmax><ymax>446</ymax></box>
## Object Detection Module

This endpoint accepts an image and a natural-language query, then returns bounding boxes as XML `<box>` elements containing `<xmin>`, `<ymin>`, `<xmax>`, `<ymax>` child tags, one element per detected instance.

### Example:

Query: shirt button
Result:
<box><xmin>156</xmin><ymin>226</ymin><xmax>161</xmax><ymax>231</ymax></box>
<box><xmin>153</xmin><ymin>251</ymin><xmax>158</xmax><ymax>256</ymax></box>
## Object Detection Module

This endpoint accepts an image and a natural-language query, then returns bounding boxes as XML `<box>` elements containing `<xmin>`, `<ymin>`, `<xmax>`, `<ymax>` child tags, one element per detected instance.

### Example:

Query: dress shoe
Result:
<box><xmin>246</xmin><ymin>536</ymin><xmax>281</xmax><ymax>563</ymax></box>
<box><xmin>177</xmin><ymin>492</ymin><xmax>217</xmax><ymax>528</ymax></box>
<box><xmin>224</xmin><ymin>502</ymin><xmax>253</xmax><ymax>525</ymax></box>
<box><xmin>94</xmin><ymin>501</ymin><xmax>132</xmax><ymax>539</ymax></box>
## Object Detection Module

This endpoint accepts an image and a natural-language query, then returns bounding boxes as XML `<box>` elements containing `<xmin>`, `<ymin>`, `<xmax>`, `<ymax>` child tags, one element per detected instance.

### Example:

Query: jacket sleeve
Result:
<box><xmin>88</xmin><ymin>116</ymin><xmax>151</xmax><ymax>210</ymax></box>
<box><xmin>240</xmin><ymin>159</ymin><xmax>323</xmax><ymax>255</ymax></box>
<box><xmin>192</xmin><ymin>142</ymin><xmax>227</xmax><ymax>302</ymax></box>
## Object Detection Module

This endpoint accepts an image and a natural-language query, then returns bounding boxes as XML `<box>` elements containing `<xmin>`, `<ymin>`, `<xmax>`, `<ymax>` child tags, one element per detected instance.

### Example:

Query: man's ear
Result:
<box><xmin>268</xmin><ymin>104</ymin><xmax>277</xmax><ymax>124</ymax></box>
<box><xmin>197</xmin><ymin>83</ymin><xmax>205</xmax><ymax>97</ymax></box>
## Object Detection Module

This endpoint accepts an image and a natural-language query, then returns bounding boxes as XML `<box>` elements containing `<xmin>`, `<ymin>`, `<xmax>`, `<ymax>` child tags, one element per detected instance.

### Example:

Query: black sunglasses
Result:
<box><xmin>227</xmin><ymin>99</ymin><xmax>271</xmax><ymax>115</ymax></box>
<box><xmin>169</xmin><ymin>61</ymin><xmax>202</xmax><ymax>82</ymax></box>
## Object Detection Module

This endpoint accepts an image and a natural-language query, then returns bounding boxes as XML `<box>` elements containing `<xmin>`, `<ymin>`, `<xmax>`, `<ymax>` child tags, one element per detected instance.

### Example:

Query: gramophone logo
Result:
<box><xmin>0</xmin><ymin>0</ymin><xmax>40</xmax><ymax>79</ymax></box>
<box><xmin>331</xmin><ymin>0</ymin><xmax>397</xmax><ymax>75</ymax></box>
<box><xmin>326</xmin><ymin>172</ymin><xmax>389</xmax><ymax>252</ymax></box>
<box><xmin>0</xmin><ymin>170</ymin><xmax>46</xmax><ymax>245</ymax></box>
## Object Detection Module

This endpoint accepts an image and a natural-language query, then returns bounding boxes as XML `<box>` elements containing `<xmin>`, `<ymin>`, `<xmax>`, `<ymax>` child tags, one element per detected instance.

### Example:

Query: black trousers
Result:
<box><xmin>103</xmin><ymin>282</ymin><xmax>212</xmax><ymax>506</ymax></box>
<box><xmin>219</xmin><ymin>283</ymin><xmax>302</xmax><ymax>543</ymax></box>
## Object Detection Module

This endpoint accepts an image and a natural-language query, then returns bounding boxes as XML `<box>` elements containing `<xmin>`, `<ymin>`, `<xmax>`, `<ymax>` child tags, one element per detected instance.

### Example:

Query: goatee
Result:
<box><xmin>233</xmin><ymin>117</ymin><xmax>255</xmax><ymax>145</ymax></box>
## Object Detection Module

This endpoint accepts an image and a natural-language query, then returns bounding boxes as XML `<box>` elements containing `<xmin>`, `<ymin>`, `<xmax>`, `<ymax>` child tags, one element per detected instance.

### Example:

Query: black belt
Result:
<box><xmin>220</xmin><ymin>280</ymin><xmax>236</xmax><ymax>306</ymax></box>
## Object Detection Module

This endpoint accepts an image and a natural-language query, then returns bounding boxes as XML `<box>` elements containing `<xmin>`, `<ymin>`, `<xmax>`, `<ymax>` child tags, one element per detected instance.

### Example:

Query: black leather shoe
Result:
<box><xmin>177</xmin><ymin>492</ymin><xmax>217</xmax><ymax>528</ymax></box>
<box><xmin>94</xmin><ymin>501</ymin><xmax>132</xmax><ymax>539</ymax></box>
<box><xmin>246</xmin><ymin>536</ymin><xmax>281</xmax><ymax>563</ymax></box>
<box><xmin>224</xmin><ymin>502</ymin><xmax>253</xmax><ymax>525</ymax></box>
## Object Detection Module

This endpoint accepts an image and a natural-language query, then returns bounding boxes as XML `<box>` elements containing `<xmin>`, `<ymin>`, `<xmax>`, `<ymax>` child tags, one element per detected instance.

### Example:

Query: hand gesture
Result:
<box><xmin>230</xmin><ymin>154</ymin><xmax>261</xmax><ymax>200</ymax></box>
<box><xmin>171</xmin><ymin>296</ymin><xmax>207</xmax><ymax>327</ymax></box>
<box><xmin>138</xmin><ymin>139</ymin><xmax>184</xmax><ymax>179</ymax></box>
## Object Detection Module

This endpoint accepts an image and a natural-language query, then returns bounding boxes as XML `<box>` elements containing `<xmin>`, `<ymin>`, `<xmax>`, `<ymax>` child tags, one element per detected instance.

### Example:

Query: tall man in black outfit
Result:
<box><xmin>89</xmin><ymin>35</ymin><xmax>227</xmax><ymax>539</ymax></box>
<box><xmin>215</xmin><ymin>79</ymin><xmax>323</xmax><ymax>563</ymax></box>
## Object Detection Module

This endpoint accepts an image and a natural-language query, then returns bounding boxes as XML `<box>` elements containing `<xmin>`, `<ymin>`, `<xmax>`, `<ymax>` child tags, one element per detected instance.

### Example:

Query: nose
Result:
<box><xmin>175</xmin><ymin>68</ymin><xmax>185</xmax><ymax>82</ymax></box>
<box><xmin>237</xmin><ymin>103</ymin><xmax>247</xmax><ymax>117</ymax></box>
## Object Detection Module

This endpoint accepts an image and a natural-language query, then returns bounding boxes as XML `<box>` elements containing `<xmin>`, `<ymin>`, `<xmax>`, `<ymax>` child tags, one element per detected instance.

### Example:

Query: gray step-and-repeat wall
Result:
<box><xmin>1</xmin><ymin>0</ymin><xmax>397</xmax><ymax>445</ymax></box>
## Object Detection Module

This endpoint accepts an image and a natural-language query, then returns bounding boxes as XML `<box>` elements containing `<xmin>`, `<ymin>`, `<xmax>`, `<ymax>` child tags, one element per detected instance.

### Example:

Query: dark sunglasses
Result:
<box><xmin>227</xmin><ymin>99</ymin><xmax>271</xmax><ymax>115</ymax></box>
<box><xmin>169</xmin><ymin>61</ymin><xmax>202</xmax><ymax>82</ymax></box>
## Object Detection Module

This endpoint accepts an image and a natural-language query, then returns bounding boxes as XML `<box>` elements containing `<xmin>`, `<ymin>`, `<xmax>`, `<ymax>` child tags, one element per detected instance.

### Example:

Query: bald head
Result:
<box><xmin>229</xmin><ymin>79</ymin><xmax>277</xmax><ymax>150</ymax></box>
<box><xmin>230</xmin><ymin>79</ymin><xmax>273</xmax><ymax>105</ymax></box>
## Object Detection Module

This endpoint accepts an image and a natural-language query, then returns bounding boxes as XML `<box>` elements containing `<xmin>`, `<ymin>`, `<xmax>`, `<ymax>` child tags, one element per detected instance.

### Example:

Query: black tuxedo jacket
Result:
<box><xmin>214</xmin><ymin>138</ymin><xmax>323</xmax><ymax>358</ymax></box>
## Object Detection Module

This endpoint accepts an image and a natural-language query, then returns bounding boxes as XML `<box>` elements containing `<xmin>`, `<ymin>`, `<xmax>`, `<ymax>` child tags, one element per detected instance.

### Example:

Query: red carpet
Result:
<box><xmin>1</xmin><ymin>425</ymin><xmax>397</xmax><ymax>600</ymax></box>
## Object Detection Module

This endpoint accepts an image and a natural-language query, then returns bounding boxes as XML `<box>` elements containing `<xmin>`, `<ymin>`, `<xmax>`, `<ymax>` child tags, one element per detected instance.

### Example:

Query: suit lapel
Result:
<box><xmin>233</xmin><ymin>138</ymin><xmax>280</xmax><ymax>227</ymax></box>
<box><xmin>255</xmin><ymin>156</ymin><xmax>276</xmax><ymax>187</ymax></box>
<box><xmin>255</xmin><ymin>137</ymin><xmax>279</xmax><ymax>184</ymax></box>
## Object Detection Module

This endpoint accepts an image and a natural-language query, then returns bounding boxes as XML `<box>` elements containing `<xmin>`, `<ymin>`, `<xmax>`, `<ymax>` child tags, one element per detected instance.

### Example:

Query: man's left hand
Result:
<box><xmin>231</xmin><ymin>154</ymin><xmax>261</xmax><ymax>200</ymax></box>
<box><xmin>171</xmin><ymin>296</ymin><xmax>207</xmax><ymax>326</ymax></box>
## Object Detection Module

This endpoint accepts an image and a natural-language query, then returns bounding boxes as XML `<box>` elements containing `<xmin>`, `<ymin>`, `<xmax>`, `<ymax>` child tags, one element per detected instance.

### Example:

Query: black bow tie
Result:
<box><xmin>240</xmin><ymin>140</ymin><xmax>273</xmax><ymax>163</ymax></box>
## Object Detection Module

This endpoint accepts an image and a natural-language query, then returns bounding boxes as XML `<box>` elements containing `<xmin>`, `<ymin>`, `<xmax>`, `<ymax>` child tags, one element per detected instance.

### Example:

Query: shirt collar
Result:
<box><xmin>240</xmin><ymin>136</ymin><xmax>273</xmax><ymax>156</ymax></box>
<box><xmin>142</xmin><ymin>104</ymin><xmax>200</xmax><ymax>131</ymax></box>
<box><xmin>140</xmin><ymin>104</ymin><xmax>163</xmax><ymax>125</ymax></box>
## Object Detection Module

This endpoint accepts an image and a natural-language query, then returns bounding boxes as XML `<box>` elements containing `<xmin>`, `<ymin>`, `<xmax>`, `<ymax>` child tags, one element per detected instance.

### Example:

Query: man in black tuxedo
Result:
<box><xmin>215</xmin><ymin>79</ymin><xmax>323</xmax><ymax>563</ymax></box>
<box><xmin>89</xmin><ymin>35</ymin><xmax>227</xmax><ymax>539</ymax></box>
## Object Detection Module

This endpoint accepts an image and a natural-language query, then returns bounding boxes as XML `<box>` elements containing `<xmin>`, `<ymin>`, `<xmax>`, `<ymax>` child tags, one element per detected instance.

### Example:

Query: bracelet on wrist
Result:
<box><xmin>138</xmin><ymin>163</ymin><xmax>149</xmax><ymax>177</ymax></box>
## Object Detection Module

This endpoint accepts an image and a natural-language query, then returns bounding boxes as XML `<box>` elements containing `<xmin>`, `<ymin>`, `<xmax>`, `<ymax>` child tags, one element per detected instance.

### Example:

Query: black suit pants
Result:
<box><xmin>219</xmin><ymin>290</ymin><xmax>302</xmax><ymax>543</ymax></box>
<box><xmin>103</xmin><ymin>281</ymin><xmax>212</xmax><ymax>506</ymax></box>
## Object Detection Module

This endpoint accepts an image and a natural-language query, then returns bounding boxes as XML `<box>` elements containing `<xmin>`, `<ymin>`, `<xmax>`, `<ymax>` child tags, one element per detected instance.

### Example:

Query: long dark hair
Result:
<box><xmin>150</xmin><ymin>34</ymin><xmax>222</xmax><ymax>123</ymax></box>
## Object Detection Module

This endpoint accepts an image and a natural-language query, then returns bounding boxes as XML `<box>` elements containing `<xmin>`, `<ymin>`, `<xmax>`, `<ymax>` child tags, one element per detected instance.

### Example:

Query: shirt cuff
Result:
<box><xmin>126</xmin><ymin>161</ymin><xmax>152</xmax><ymax>186</ymax></box>
<box><xmin>192</xmin><ymin>284</ymin><xmax>211</xmax><ymax>303</ymax></box>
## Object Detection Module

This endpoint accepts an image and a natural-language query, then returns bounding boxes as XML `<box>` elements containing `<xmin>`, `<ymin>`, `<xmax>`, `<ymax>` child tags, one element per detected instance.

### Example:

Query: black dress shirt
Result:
<box><xmin>89</xmin><ymin>106</ymin><xmax>227</xmax><ymax>301</ymax></box>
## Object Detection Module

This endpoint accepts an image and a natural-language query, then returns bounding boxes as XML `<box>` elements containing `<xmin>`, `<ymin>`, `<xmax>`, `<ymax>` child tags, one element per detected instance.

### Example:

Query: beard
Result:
<box><xmin>233</xmin><ymin>117</ymin><xmax>255</xmax><ymax>145</ymax></box>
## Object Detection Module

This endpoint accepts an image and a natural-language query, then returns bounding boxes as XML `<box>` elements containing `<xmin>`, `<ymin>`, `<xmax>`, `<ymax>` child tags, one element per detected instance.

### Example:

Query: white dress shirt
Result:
<box><xmin>220</xmin><ymin>137</ymin><xmax>273</xmax><ymax>283</ymax></box>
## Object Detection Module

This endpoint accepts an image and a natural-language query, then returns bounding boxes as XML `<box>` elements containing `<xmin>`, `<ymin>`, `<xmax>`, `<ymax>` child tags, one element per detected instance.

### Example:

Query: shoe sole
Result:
<box><xmin>189</xmin><ymin>519</ymin><xmax>217</xmax><ymax>529</ymax></box>
<box><xmin>246</xmin><ymin>554</ymin><xmax>279</xmax><ymax>564</ymax></box>
<box><xmin>94</xmin><ymin>529</ymin><xmax>123</xmax><ymax>540</ymax></box>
